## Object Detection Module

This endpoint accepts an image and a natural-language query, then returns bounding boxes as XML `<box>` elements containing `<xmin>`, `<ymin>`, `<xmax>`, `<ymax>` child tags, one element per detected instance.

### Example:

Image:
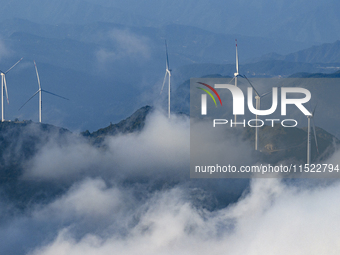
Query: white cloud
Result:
<box><xmin>23</xmin><ymin>133</ymin><xmax>108</xmax><ymax>180</ymax></box>
<box><xmin>36</xmin><ymin>178</ymin><xmax>125</xmax><ymax>219</ymax></box>
<box><xmin>2</xmin><ymin>109</ymin><xmax>340</xmax><ymax>254</ymax></box>
<box><xmin>28</xmin><ymin>178</ymin><xmax>340</xmax><ymax>255</ymax></box>
<box><xmin>23</xmin><ymin>110</ymin><xmax>190</xmax><ymax>181</ymax></box>
<box><xmin>96</xmin><ymin>29</ymin><xmax>151</xmax><ymax>64</ymax></box>
<box><xmin>0</xmin><ymin>39</ymin><xmax>10</xmax><ymax>61</ymax></box>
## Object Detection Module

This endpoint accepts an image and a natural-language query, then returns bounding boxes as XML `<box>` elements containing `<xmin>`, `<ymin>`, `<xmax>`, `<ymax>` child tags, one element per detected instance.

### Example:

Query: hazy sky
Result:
<box><xmin>0</xmin><ymin>0</ymin><xmax>339</xmax><ymax>43</ymax></box>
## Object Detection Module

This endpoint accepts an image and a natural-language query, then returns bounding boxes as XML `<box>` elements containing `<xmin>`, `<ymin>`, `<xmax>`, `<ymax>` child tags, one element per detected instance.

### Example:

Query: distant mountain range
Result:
<box><xmin>289</xmin><ymin>70</ymin><xmax>340</xmax><ymax>78</ymax></box>
<box><xmin>175</xmin><ymin>60</ymin><xmax>339</xmax><ymax>80</ymax></box>
<box><xmin>1</xmin><ymin>0</ymin><xmax>340</xmax><ymax>44</ymax></box>
<box><xmin>0</xmin><ymin>9</ymin><xmax>338</xmax><ymax>132</ymax></box>
<box><xmin>101</xmin><ymin>0</ymin><xmax>340</xmax><ymax>43</ymax></box>
<box><xmin>255</xmin><ymin>40</ymin><xmax>340</xmax><ymax>64</ymax></box>
<box><xmin>0</xmin><ymin>18</ymin><xmax>323</xmax><ymax>132</ymax></box>
<box><xmin>0</xmin><ymin>0</ymin><xmax>154</xmax><ymax>26</ymax></box>
<box><xmin>172</xmin><ymin>40</ymin><xmax>340</xmax><ymax>80</ymax></box>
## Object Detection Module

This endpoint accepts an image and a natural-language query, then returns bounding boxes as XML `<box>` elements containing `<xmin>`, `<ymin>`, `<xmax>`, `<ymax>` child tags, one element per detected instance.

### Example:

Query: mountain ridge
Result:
<box><xmin>0</xmin><ymin>103</ymin><xmax>338</xmax><ymax>208</ymax></box>
<box><xmin>255</xmin><ymin>40</ymin><xmax>340</xmax><ymax>64</ymax></box>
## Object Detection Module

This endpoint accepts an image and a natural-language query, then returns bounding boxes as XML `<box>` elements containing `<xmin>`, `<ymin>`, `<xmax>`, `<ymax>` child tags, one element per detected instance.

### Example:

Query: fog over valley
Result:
<box><xmin>0</xmin><ymin>1</ymin><xmax>340</xmax><ymax>254</ymax></box>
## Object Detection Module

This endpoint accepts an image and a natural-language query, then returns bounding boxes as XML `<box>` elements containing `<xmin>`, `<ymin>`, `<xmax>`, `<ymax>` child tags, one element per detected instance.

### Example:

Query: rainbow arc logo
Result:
<box><xmin>196</xmin><ymin>82</ymin><xmax>222</xmax><ymax>110</ymax></box>
<box><xmin>197</xmin><ymin>82</ymin><xmax>222</xmax><ymax>107</ymax></box>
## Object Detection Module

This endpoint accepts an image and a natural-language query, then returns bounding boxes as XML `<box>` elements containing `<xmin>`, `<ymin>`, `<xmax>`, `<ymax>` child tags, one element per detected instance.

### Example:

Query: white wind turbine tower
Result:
<box><xmin>0</xmin><ymin>57</ymin><xmax>23</xmax><ymax>122</ymax></box>
<box><xmin>234</xmin><ymin>39</ymin><xmax>240</xmax><ymax>125</ymax></box>
<box><xmin>19</xmin><ymin>61</ymin><xmax>69</xmax><ymax>123</ymax></box>
<box><xmin>160</xmin><ymin>40</ymin><xmax>171</xmax><ymax>119</ymax></box>
<box><xmin>227</xmin><ymin>40</ymin><xmax>240</xmax><ymax>126</ymax></box>
<box><xmin>307</xmin><ymin>105</ymin><xmax>319</xmax><ymax>165</ymax></box>
<box><xmin>243</xmin><ymin>75</ymin><xmax>272</xmax><ymax>150</ymax></box>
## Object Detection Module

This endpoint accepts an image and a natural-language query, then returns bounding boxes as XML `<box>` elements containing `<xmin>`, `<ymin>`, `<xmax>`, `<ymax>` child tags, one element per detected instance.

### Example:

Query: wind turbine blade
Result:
<box><xmin>235</xmin><ymin>39</ymin><xmax>239</xmax><ymax>74</ymax></box>
<box><xmin>229</xmin><ymin>76</ymin><xmax>235</xmax><ymax>84</ymax></box>
<box><xmin>312</xmin><ymin>103</ymin><xmax>318</xmax><ymax>116</ymax></box>
<box><xmin>261</xmin><ymin>91</ymin><xmax>272</xmax><ymax>98</ymax></box>
<box><xmin>243</xmin><ymin>75</ymin><xmax>260</xmax><ymax>97</ymax></box>
<box><xmin>311</xmin><ymin>104</ymin><xmax>319</xmax><ymax>155</ymax></box>
<box><xmin>160</xmin><ymin>71</ymin><xmax>167</xmax><ymax>95</ymax></box>
<box><xmin>312</xmin><ymin>117</ymin><xmax>320</xmax><ymax>155</ymax></box>
<box><xmin>5</xmin><ymin>57</ymin><xmax>23</xmax><ymax>74</ymax></box>
<box><xmin>34</xmin><ymin>61</ymin><xmax>41</xmax><ymax>90</ymax></box>
<box><xmin>261</xmin><ymin>86</ymin><xmax>282</xmax><ymax>98</ymax></box>
<box><xmin>19</xmin><ymin>90</ymin><xmax>39</xmax><ymax>110</ymax></box>
<box><xmin>165</xmin><ymin>40</ymin><xmax>170</xmax><ymax>70</ymax></box>
<box><xmin>3</xmin><ymin>76</ymin><xmax>9</xmax><ymax>104</ymax></box>
<box><xmin>42</xmin><ymin>90</ymin><xmax>69</xmax><ymax>100</ymax></box>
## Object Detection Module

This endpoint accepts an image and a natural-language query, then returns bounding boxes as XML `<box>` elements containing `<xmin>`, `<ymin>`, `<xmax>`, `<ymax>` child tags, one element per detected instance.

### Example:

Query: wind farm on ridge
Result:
<box><xmin>0</xmin><ymin>40</ymin><xmax>328</xmax><ymax>166</ymax></box>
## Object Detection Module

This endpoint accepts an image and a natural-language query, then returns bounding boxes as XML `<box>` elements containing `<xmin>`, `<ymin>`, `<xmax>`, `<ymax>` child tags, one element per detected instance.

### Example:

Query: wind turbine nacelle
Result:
<box><xmin>234</xmin><ymin>72</ymin><xmax>239</xmax><ymax>77</ymax></box>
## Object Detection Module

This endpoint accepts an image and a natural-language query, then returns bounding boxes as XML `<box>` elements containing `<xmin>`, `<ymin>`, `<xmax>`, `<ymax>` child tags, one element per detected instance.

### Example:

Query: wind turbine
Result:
<box><xmin>0</xmin><ymin>57</ymin><xmax>23</xmax><ymax>121</ymax></box>
<box><xmin>226</xmin><ymin>40</ymin><xmax>240</xmax><ymax>126</ymax></box>
<box><xmin>160</xmin><ymin>40</ymin><xmax>171</xmax><ymax>119</ymax></box>
<box><xmin>19</xmin><ymin>61</ymin><xmax>69</xmax><ymax>123</ymax></box>
<box><xmin>243</xmin><ymin>75</ymin><xmax>272</xmax><ymax>150</ymax></box>
<box><xmin>307</xmin><ymin>105</ymin><xmax>319</xmax><ymax>165</ymax></box>
<box><xmin>234</xmin><ymin>39</ymin><xmax>240</xmax><ymax>125</ymax></box>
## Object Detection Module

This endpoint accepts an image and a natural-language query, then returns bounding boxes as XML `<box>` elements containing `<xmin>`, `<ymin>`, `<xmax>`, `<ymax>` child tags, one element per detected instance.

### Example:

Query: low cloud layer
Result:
<box><xmin>0</xmin><ymin>109</ymin><xmax>339</xmax><ymax>254</ymax></box>
<box><xmin>22</xmin><ymin>178</ymin><xmax>340</xmax><ymax>255</ymax></box>
<box><xmin>23</xmin><ymin>110</ymin><xmax>190</xmax><ymax>181</ymax></box>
